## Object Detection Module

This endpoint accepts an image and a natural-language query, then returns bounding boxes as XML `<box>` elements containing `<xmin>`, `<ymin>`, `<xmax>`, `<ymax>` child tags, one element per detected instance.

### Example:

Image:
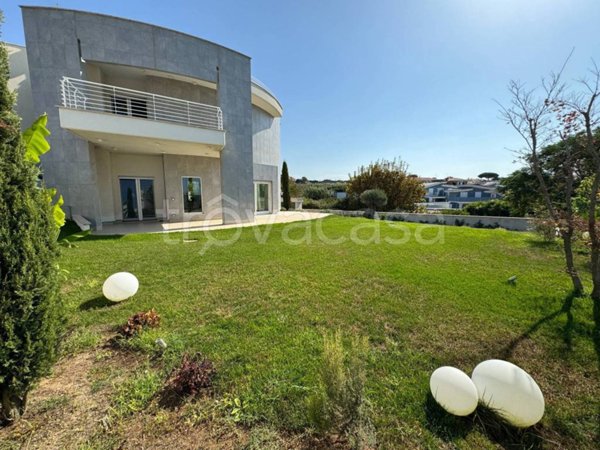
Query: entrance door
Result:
<box><xmin>119</xmin><ymin>178</ymin><xmax>156</xmax><ymax>221</ymax></box>
<box><xmin>255</xmin><ymin>182</ymin><xmax>271</xmax><ymax>213</ymax></box>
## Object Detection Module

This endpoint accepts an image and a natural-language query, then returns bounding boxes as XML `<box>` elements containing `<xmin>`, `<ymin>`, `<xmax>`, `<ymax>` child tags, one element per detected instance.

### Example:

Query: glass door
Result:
<box><xmin>140</xmin><ymin>179</ymin><xmax>156</xmax><ymax>219</ymax></box>
<box><xmin>119</xmin><ymin>178</ymin><xmax>156</xmax><ymax>221</ymax></box>
<box><xmin>255</xmin><ymin>182</ymin><xmax>270</xmax><ymax>213</ymax></box>
<box><xmin>120</xmin><ymin>178</ymin><xmax>139</xmax><ymax>221</ymax></box>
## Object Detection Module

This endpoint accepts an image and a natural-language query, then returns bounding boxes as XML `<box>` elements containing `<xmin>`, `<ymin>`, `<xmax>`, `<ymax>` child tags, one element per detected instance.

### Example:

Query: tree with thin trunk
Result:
<box><xmin>498</xmin><ymin>57</ymin><xmax>585</xmax><ymax>295</ymax></box>
<box><xmin>281</xmin><ymin>161</ymin><xmax>291</xmax><ymax>210</ymax></box>
<box><xmin>561</xmin><ymin>63</ymin><xmax>600</xmax><ymax>329</ymax></box>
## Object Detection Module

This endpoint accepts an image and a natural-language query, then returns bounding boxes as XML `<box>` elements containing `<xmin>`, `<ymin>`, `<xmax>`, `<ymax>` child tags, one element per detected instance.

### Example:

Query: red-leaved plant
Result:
<box><xmin>169</xmin><ymin>353</ymin><xmax>216</xmax><ymax>397</ymax></box>
<box><xmin>119</xmin><ymin>309</ymin><xmax>161</xmax><ymax>338</ymax></box>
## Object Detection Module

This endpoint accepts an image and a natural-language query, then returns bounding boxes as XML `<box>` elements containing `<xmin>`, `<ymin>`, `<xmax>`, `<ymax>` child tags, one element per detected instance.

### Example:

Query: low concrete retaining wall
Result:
<box><xmin>317</xmin><ymin>209</ymin><xmax>533</xmax><ymax>232</ymax></box>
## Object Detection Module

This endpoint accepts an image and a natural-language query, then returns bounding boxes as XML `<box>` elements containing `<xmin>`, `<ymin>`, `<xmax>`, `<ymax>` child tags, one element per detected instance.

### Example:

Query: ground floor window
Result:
<box><xmin>255</xmin><ymin>182</ymin><xmax>271</xmax><ymax>213</ymax></box>
<box><xmin>182</xmin><ymin>177</ymin><xmax>202</xmax><ymax>213</ymax></box>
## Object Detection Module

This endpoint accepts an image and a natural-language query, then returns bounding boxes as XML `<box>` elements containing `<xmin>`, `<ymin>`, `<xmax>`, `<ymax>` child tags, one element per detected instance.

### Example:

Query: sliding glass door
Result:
<box><xmin>119</xmin><ymin>178</ymin><xmax>156</xmax><ymax>221</ymax></box>
<box><xmin>140</xmin><ymin>179</ymin><xmax>156</xmax><ymax>219</ymax></box>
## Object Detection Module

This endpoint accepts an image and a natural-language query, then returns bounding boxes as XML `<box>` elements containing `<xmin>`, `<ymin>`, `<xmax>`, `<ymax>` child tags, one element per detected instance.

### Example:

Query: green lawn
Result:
<box><xmin>45</xmin><ymin>217</ymin><xmax>600</xmax><ymax>447</ymax></box>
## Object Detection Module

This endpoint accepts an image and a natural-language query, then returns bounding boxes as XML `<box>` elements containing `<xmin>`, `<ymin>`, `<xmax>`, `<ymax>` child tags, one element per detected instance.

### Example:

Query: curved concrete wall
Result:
<box><xmin>22</xmin><ymin>6</ymin><xmax>255</xmax><ymax>224</ymax></box>
<box><xmin>252</xmin><ymin>106</ymin><xmax>280</xmax><ymax>166</ymax></box>
<box><xmin>252</xmin><ymin>105</ymin><xmax>281</xmax><ymax>213</ymax></box>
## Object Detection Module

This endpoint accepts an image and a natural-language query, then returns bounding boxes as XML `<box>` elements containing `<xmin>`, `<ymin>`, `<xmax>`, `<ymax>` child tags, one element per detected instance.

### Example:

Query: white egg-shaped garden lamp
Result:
<box><xmin>102</xmin><ymin>272</ymin><xmax>139</xmax><ymax>302</ymax></box>
<box><xmin>430</xmin><ymin>366</ymin><xmax>479</xmax><ymax>416</ymax></box>
<box><xmin>471</xmin><ymin>359</ymin><xmax>544</xmax><ymax>427</ymax></box>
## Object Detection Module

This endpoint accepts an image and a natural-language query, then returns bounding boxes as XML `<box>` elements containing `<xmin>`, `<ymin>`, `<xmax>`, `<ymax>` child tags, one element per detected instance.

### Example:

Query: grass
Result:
<box><xmin>21</xmin><ymin>216</ymin><xmax>600</xmax><ymax>447</ymax></box>
<box><xmin>109</xmin><ymin>367</ymin><xmax>162</xmax><ymax>419</ymax></box>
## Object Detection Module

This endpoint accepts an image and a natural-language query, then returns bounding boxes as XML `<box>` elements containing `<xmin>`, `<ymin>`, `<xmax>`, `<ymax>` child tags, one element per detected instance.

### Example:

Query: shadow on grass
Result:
<box><xmin>500</xmin><ymin>291</ymin><xmax>578</xmax><ymax>360</ymax></box>
<box><xmin>79</xmin><ymin>296</ymin><xmax>118</xmax><ymax>311</ymax></box>
<box><xmin>424</xmin><ymin>393</ymin><xmax>473</xmax><ymax>441</ymax></box>
<box><xmin>58</xmin><ymin>220</ymin><xmax>81</xmax><ymax>240</ymax></box>
<box><xmin>425</xmin><ymin>395</ymin><xmax>545</xmax><ymax>448</ymax></box>
<box><xmin>524</xmin><ymin>238</ymin><xmax>561</xmax><ymax>251</ymax></box>
<box><xmin>157</xmin><ymin>386</ymin><xmax>186</xmax><ymax>410</ymax></box>
<box><xmin>473</xmin><ymin>405</ymin><xmax>545</xmax><ymax>449</ymax></box>
<box><xmin>79</xmin><ymin>234</ymin><xmax>125</xmax><ymax>241</ymax></box>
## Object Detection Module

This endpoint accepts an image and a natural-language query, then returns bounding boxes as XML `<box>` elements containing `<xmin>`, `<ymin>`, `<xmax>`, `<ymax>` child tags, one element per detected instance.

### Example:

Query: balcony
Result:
<box><xmin>58</xmin><ymin>77</ymin><xmax>225</xmax><ymax>157</ymax></box>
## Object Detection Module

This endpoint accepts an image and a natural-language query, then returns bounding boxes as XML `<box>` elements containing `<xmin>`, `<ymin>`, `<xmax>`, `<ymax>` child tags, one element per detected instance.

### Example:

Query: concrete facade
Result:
<box><xmin>6</xmin><ymin>44</ymin><xmax>35</xmax><ymax>128</ymax></box>
<box><xmin>8</xmin><ymin>7</ymin><xmax>282</xmax><ymax>227</ymax></box>
<box><xmin>252</xmin><ymin>105</ymin><xmax>281</xmax><ymax>213</ymax></box>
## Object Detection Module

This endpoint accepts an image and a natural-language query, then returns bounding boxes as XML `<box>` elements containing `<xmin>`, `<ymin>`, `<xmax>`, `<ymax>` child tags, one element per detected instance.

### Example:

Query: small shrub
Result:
<box><xmin>307</xmin><ymin>331</ymin><xmax>375</xmax><ymax>449</ymax></box>
<box><xmin>169</xmin><ymin>353</ymin><xmax>216</xmax><ymax>397</ymax></box>
<box><xmin>464</xmin><ymin>200</ymin><xmax>512</xmax><ymax>217</ymax></box>
<box><xmin>304</xmin><ymin>186</ymin><xmax>331</xmax><ymax>200</ymax></box>
<box><xmin>302</xmin><ymin>197</ymin><xmax>337</xmax><ymax>210</ymax></box>
<box><xmin>302</xmin><ymin>198</ymin><xmax>321</xmax><ymax>209</ymax></box>
<box><xmin>334</xmin><ymin>194</ymin><xmax>362</xmax><ymax>211</ymax></box>
<box><xmin>359</xmin><ymin>189</ymin><xmax>387</xmax><ymax>211</ymax></box>
<box><xmin>221</xmin><ymin>394</ymin><xmax>251</xmax><ymax>423</ymax></box>
<box><xmin>119</xmin><ymin>309</ymin><xmax>161</xmax><ymax>338</ymax></box>
<box><xmin>437</xmin><ymin>208</ymin><xmax>468</xmax><ymax>215</ymax></box>
<box><xmin>533</xmin><ymin>217</ymin><xmax>557</xmax><ymax>242</ymax></box>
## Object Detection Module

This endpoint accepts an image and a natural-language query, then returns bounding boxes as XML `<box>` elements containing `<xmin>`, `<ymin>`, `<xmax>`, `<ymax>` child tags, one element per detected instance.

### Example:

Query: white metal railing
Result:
<box><xmin>60</xmin><ymin>76</ymin><xmax>223</xmax><ymax>131</ymax></box>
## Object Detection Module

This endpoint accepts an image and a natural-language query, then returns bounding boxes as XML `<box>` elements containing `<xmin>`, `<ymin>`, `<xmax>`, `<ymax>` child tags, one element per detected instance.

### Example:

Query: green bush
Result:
<box><xmin>304</xmin><ymin>186</ymin><xmax>331</xmax><ymax>200</ymax></box>
<box><xmin>359</xmin><ymin>189</ymin><xmax>387</xmax><ymax>211</ymax></box>
<box><xmin>436</xmin><ymin>208</ymin><xmax>468</xmax><ymax>215</ymax></box>
<box><xmin>333</xmin><ymin>194</ymin><xmax>362</xmax><ymax>211</ymax></box>
<box><xmin>463</xmin><ymin>200</ymin><xmax>512</xmax><ymax>217</ymax></box>
<box><xmin>347</xmin><ymin>158</ymin><xmax>424</xmax><ymax>211</ymax></box>
<box><xmin>0</xmin><ymin>38</ymin><xmax>63</xmax><ymax>423</ymax></box>
<box><xmin>533</xmin><ymin>217</ymin><xmax>557</xmax><ymax>242</ymax></box>
<box><xmin>307</xmin><ymin>331</ymin><xmax>375</xmax><ymax>449</ymax></box>
<box><xmin>302</xmin><ymin>198</ymin><xmax>337</xmax><ymax>210</ymax></box>
<box><xmin>281</xmin><ymin>161</ymin><xmax>291</xmax><ymax>211</ymax></box>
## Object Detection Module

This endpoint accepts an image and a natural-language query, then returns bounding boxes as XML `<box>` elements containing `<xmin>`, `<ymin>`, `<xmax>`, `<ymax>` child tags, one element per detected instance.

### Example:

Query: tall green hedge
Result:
<box><xmin>0</xmin><ymin>36</ymin><xmax>63</xmax><ymax>423</ymax></box>
<box><xmin>281</xmin><ymin>161</ymin><xmax>291</xmax><ymax>210</ymax></box>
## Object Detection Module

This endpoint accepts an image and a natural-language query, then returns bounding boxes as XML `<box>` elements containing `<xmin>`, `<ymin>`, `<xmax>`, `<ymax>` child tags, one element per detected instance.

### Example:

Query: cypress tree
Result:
<box><xmin>281</xmin><ymin>161</ymin><xmax>291</xmax><ymax>210</ymax></box>
<box><xmin>0</xmin><ymin>24</ymin><xmax>63</xmax><ymax>423</ymax></box>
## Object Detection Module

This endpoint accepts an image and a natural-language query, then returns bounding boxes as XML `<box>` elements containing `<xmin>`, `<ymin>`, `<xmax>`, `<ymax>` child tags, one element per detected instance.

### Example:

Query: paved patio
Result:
<box><xmin>94</xmin><ymin>211</ymin><xmax>329</xmax><ymax>235</ymax></box>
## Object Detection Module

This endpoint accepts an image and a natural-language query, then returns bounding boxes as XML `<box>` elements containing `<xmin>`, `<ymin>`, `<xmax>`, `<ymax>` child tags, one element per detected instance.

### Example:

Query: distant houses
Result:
<box><xmin>419</xmin><ymin>177</ymin><xmax>502</xmax><ymax>210</ymax></box>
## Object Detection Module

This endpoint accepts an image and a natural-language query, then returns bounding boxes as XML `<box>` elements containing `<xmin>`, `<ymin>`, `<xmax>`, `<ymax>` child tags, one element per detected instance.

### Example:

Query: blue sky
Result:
<box><xmin>2</xmin><ymin>1</ymin><xmax>600</xmax><ymax>180</ymax></box>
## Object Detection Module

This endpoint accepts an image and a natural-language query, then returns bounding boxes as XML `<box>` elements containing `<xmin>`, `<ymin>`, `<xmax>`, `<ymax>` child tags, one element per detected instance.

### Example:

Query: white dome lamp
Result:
<box><xmin>471</xmin><ymin>359</ymin><xmax>545</xmax><ymax>428</ymax></box>
<box><xmin>102</xmin><ymin>272</ymin><xmax>139</xmax><ymax>302</ymax></box>
<box><xmin>430</xmin><ymin>366</ymin><xmax>479</xmax><ymax>416</ymax></box>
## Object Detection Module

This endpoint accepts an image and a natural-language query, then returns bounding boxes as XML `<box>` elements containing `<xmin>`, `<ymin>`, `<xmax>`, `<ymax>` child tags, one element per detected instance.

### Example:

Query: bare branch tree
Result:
<box><xmin>562</xmin><ymin>62</ymin><xmax>600</xmax><ymax>306</ymax></box>
<box><xmin>498</xmin><ymin>55</ymin><xmax>585</xmax><ymax>295</ymax></box>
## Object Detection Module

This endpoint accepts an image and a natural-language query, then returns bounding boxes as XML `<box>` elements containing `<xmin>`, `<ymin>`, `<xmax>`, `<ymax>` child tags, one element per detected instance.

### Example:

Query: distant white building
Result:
<box><xmin>421</xmin><ymin>178</ymin><xmax>502</xmax><ymax>209</ymax></box>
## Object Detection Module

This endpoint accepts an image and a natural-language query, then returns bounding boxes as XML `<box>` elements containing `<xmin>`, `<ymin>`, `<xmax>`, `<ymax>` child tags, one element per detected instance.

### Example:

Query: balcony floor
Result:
<box><xmin>94</xmin><ymin>211</ymin><xmax>329</xmax><ymax>235</ymax></box>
